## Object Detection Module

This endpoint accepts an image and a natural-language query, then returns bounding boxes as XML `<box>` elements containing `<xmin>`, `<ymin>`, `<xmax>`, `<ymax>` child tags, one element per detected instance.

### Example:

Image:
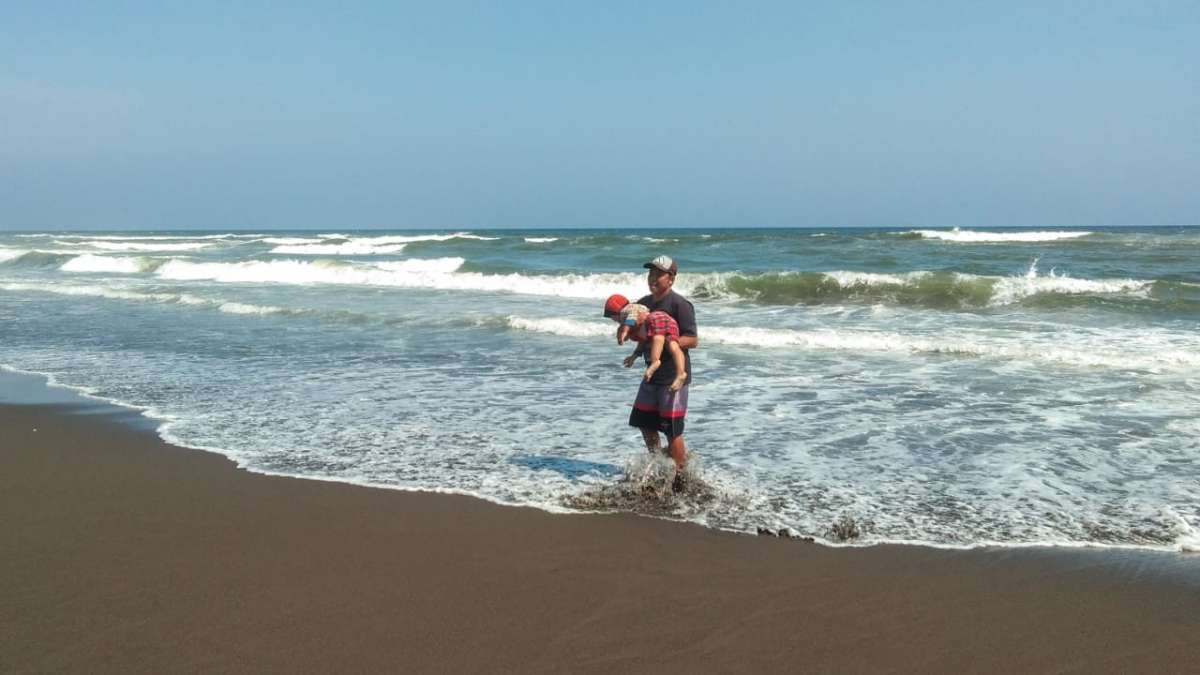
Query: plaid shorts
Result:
<box><xmin>628</xmin><ymin>380</ymin><xmax>688</xmax><ymax>439</ymax></box>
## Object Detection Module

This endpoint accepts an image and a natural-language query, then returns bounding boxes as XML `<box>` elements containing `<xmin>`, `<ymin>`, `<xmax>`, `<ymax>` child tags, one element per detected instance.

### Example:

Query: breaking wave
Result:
<box><xmin>0</xmin><ymin>248</ymin><xmax>29</xmax><ymax>264</ymax></box>
<box><xmin>71</xmin><ymin>241</ymin><xmax>218</xmax><ymax>252</ymax></box>
<box><xmin>0</xmin><ymin>281</ymin><xmax>306</xmax><ymax>318</ymax></box>
<box><xmin>500</xmin><ymin>316</ymin><xmax>1200</xmax><ymax>373</ymax></box>
<box><xmin>60</xmin><ymin>254</ymin><xmax>164</xmax><ymax>274</ymax></box>
<box><xmin>155</xmin><ymin>257</ymin><xmax>648</xmax><ymax>298</ymax></box>
<box><xmin>270</xmin><ymin>242</ymin><xmax>408</xmax><ymax>255</ymax></box>
<box><xmin>900</xmin><ymin>228</ymin><xmax>1094</xmax><ymax>243</ymax></box>
<box><xmin>684</xmin><ymin>268</ymin><xmax>1161</xmax><ymax>309</ymax></box>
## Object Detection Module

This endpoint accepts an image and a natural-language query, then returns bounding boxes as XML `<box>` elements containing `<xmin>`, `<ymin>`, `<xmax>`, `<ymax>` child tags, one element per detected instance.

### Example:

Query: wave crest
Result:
<box><xmin>60</xmin><ymin>254</ymin><xmax>163</xmax><ymax>274</ymax></box>
<box><xmin>904</xmin><ymin>228</ymin><xmax>1093</xmax><ymax>243</ymax></box>
<box><xmin>683</xmin><ymin>269</ymin><xmax>1152</xmax><ymax>308</ymax></box>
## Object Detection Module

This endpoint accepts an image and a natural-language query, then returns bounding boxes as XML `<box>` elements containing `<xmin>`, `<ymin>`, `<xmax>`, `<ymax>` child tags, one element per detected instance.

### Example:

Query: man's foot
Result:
<box><xmin>669</xmin><ymin>372</ymin><xmax>687</xmax><ymax>392</ymax></box>
<box><xmin>671</xmin><ymin>472</ymin><xmax>688</xmax><ymax>494</ymax></box>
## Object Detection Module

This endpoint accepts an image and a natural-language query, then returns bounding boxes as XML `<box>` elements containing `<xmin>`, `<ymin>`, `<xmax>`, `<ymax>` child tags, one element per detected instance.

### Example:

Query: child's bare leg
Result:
<box><xmin>643</xmin><ymin>335</ymin><xmax>664</xmax><ymax>381</ymax></box>
<box><xmin>667</xmin><ymin>340</ymin><xmax>688</xmax><ymax>391</ymax></box>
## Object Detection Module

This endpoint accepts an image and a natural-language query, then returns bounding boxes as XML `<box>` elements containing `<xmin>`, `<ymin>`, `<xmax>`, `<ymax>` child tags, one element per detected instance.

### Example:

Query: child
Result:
<box><xmin>615</xmin><ymin>303</ymin><xmax>689</xmax><ymax>392</ymax></box>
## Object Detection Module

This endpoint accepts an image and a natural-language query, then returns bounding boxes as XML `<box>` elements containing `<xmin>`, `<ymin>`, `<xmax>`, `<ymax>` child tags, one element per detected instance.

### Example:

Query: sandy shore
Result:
<box><xmin>2</xmin><ymin>396</ymin><xmax>1198</xmax><ymax>673</ymax></box>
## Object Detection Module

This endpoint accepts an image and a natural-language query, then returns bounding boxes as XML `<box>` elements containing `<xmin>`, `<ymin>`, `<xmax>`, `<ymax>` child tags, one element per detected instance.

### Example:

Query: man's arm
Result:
<box><xmin>673</xmin><ymin>297</ymin><xmax>698</xmax><ymax>350</ymax></box>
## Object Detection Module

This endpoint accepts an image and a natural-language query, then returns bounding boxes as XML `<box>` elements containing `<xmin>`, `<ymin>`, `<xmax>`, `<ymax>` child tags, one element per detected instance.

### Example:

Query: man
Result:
<box><xmin>619</xmin><ymin>255</ymin><xmax>698</xmax><ymax>488</ymax></box>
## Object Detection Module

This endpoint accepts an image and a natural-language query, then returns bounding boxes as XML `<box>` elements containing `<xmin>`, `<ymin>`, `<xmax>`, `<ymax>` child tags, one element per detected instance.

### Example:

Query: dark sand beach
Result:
<box><xmin>2</xmin><ymin>381</ymin><xmax>1198</xmax><ymax>673</ymax></box>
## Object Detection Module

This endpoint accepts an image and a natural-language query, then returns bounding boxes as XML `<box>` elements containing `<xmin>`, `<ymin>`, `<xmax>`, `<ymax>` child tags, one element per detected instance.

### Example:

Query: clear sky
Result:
<box><xmin>2</xmin><ymin>2</ymin><xmax>1197</xmax><ymax>230</ymax></box>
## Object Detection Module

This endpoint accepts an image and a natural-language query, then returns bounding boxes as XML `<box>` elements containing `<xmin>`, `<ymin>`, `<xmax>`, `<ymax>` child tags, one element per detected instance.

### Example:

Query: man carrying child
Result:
<box><xmin>603</xmin><ymin>255</ymin><xmax>697</xmax><ymax>490</ymax></box>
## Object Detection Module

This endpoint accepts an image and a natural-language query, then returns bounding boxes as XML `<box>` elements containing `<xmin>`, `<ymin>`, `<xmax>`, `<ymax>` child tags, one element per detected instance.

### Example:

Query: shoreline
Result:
<box><xmin>2</xmin><ymin>373</ymin><xmax>1199</xmax><ymax>672</ymax></box>
<box><xmin>4</xmin><ymin>366</ymin><xmax>1198</xmax><ymax>559</ymax></box>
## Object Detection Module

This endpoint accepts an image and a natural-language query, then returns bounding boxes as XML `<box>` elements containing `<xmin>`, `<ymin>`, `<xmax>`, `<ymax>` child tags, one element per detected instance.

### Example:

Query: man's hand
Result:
<box><xmin>623</xmin><ymin>354</ymin><xmax>638</xmax><ymax>368</ymax></box>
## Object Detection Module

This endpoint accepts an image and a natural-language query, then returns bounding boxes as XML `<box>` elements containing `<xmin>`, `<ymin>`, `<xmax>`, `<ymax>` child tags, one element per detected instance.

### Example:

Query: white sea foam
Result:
<box><xmin>823</xmin><ymin>270</ymin><xmax>926</xmax><ymax>287</ymax></box>
<box><xmin>524</xmin><ymin>237</ymin><xmax>559</xmax><ymax>243</ymax></box>
<box><xmin>60</xmin><ymin>254</ymin><xmax>158</xmax><ymax>274</ymax></box>
<box><xmin>0</xmin><ymin>280</ymin><xmax>294</xmax><ymax>317</ymax></box>
<box><xmin>55</xmin><ymin>233</ymin><xmax>253</xmax><ymax>241</ymax></box>
<box><xmin>350</xmin><ymin>232</ymin><xmax>498</xmax><ymax>244</ymax></box>
<box><xmin>988</xmin><ymin>271</ymin><xmax>1149</xmax><ymax>305</ymax></box>
<box><xmin>0</xmin><ymin>248</ymin><xmax>29</xmax><ymax>263</ymax></box>
<box><xmin>497</xmin><ymin>316</ymin><xmax>1200</xmax><ymax>372</ymax></box>
<box><xmin>217</xmin><ymin>302</ymin><xmax>289</xmax><ymax>315</ymax></box>
<box><xmin>80</xmin><ymin>241</ymin><xmax>217</xmax><ymax>252</ymax></box>
<box><xmin>154</xmin><ymin>257</ymin><xmax>649</xmax><ymax>299</ymax></box>
<box><xmin>908</xmin><ymin>228</ymin><xmax>1093</xmax><ymax>243</ymax></box>
<box><xmin>372</xmin><ymin>258</ymin><xmax>470</xmax><ymax>273</ymax></box>
<box><xmin>689</xmin><ymin>266</ymin><xmax>1159</xmax><ymax>307</ymax></box>
<box><xmin>270</xmin><ymin>242</ymin><xmax>408</xmax><ymax>255</ymax></box>
<box><xmin>506</xmin><ymin>316</ymin><xmax>611</xmax><ymax>338</ymax></box>
<box><xmin>267</xmin><ymin>231</ymin><xmax>497</xmax><ymax>254</ymax></box>
<box><xmin>0</xmin><ymin>281</ymin><xmax>178</xmax><ymax>303</ymax></box>
<box><xmin>260</xmin><ymin>237</ymin><xmax>328</xmax><ymax>245</ymax></box>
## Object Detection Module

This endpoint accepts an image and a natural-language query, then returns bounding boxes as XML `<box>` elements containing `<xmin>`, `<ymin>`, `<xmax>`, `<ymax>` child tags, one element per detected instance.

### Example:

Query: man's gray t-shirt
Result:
<box><xmin>636</xmin><ymin>290</ymin><xmax>696</xmax><ymax>387</ymax></box>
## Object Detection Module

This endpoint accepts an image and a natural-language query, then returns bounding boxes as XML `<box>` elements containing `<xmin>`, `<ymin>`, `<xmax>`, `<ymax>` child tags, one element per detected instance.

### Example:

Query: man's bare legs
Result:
<box><xmin>640</xmin><ymin>427</ymin><xmax>661</xmax><ymax>454</ymax></box>
<box><xmin>640</xmin><ymin>427</ymin><xmax>687</xmax><ymax>473</ymax></box>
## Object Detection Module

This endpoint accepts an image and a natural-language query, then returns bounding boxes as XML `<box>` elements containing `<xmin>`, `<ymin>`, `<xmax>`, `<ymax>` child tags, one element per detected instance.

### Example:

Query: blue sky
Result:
<box><xmin>2</xmin><ymin>2</ymin><xmax>1197</xmax><ymax>230</ymax></box>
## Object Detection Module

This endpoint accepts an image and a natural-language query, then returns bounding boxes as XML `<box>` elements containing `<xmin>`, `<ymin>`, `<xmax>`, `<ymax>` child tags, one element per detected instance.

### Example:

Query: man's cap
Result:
<box><xmin>643</xmin><ymin>255</ymin><xmax>678</xmax><ymax>276</ymax></box>
<box><xmin>619</xmin><ymin>303</ymin><xmax>648</xmax><ymax>325</ymax></box>
<box><xmin>603</xmin><ymin>293</ymin><xmax>629</xmax><ymax>318</ymax></box>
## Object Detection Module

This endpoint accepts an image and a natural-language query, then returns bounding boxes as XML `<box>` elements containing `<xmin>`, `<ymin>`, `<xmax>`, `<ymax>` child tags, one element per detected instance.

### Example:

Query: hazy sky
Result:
<box><xmin>2</xmin><ymin>2</ymin><xmax>1197</xmax><ymax>230</ymax></box>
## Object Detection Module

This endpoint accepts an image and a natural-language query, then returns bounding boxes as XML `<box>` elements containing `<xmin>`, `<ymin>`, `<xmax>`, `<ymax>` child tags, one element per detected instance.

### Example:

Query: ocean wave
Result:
<box><xmin>156</xmin><ymin>257</ymin><xmax>468</xmax><ymax>286</ymax></box>
<box><xmin>354</xmin><ymin>232</ymin><xmax>498</xmax><ymax>244</ymax></box>
<box><xmin>0</xmin><ymin>281</ymin><xmax>301</xmax><ymax>318</ymax></box>
<box><xmin>270</xmin><ymin>242</ymin><xmax>408</xmax><ymax>255</ymax></box>
<box><xmin>0</xmin><ymin>248</ymin><xmax>29</xmax><ymax>264</ymax></box>
<box><xmin>60</xmin><ymin>254</ymin><xmax>163</xmax><ymax>274</ymax></box>
<box><xmin>71</xmin><ymin>240</ymin><xmax>217</xmax><ymax>252</ymax></box>
<box><xmin>683</xmin><ymin>269</ymin><xmax>1155</xmax><ymax>308</ymax></box>
<box><xmin>503</xmin><ymin>316</ymin><xmax>611</xmax><ymax>338</ymax></box>
<box><xmin>31</xmin><ymin>244</ymin><xmax>1179</xmax><ymax>312</ymax></box>
<box><xmin>0</xmin><ymin>281</ymin><xmax>179</xmax><ymax>303</ymax></box>
<box><xmin>268</xmin><ymin>232</ymin><xmax>499</xmax><ymax>254</ymax></box>
<box><xmin>217</xmin><ymin>302</ymin><xmax>292</xmax><ymax>316</ymax></box>
<box><xmin>524</xmin><ymin>237</ymin><xmax>559</xmax><ymax>243</ymax></box>
<box><xmin>260</xmin><ymin>237</ymin><xmax>336</xmax><ymax>246</ymax></box>
<box><xmin>499</xmin><ymin>316</ymin><xmax>1200</xmax><ymax>372</ymax></box>
<box><xmin>902</xmin><ymin>228</ymin><xmax>1093</xmax><ymax>243</ymax></box>
<box><xmin>154</xmin><ymin>257</ymin><xmax>650</xmax><ymax>298</ymax></box>
<box><xmin>49</xmin><ymin>233</ymin><xmax>257</xmax><ymax>241</ymax></box>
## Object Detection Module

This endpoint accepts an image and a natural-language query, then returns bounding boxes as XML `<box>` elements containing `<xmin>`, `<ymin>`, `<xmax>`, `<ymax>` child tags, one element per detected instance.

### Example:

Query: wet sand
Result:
<box><xmin>2</xmin><ymin>397</ymin><xmax>1198</xmax><ymax>673</ymax></box>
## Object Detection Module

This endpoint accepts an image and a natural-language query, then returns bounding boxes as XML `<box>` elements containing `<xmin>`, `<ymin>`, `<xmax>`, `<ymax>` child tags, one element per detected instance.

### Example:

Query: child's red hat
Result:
<box><xmin>603</xmin><ymin>294</ymin><xmax>629</xmax><ymax>318</ymax></box>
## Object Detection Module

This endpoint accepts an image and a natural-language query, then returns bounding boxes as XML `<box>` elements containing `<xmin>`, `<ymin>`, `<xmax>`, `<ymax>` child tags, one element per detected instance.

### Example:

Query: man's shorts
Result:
<box><xmin>629</xmin><ymin>380</ymin><xmax>688</xmax><ymax>439</ymax></box>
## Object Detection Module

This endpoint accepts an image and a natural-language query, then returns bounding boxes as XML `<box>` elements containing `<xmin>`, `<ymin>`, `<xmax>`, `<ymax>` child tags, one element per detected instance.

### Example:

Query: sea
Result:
<box><xmin>1</xmin><ymin>226</ymin><xmax>1197</xmax><ymax>552</ymax></box>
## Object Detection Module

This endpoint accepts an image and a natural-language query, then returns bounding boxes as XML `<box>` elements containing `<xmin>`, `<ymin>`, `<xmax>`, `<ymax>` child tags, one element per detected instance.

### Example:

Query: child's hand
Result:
<box><xmin>623</xmin><ymin>354</ymin><xmax>638</xmax><ymax>368</ymax></box>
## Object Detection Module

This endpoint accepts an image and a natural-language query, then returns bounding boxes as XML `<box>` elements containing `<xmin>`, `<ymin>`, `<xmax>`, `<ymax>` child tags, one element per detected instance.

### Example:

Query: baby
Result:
<box><xmin>613</xmin><ymin>302</ymin><xmax>689</xmax><ymax>392</ymax></box>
